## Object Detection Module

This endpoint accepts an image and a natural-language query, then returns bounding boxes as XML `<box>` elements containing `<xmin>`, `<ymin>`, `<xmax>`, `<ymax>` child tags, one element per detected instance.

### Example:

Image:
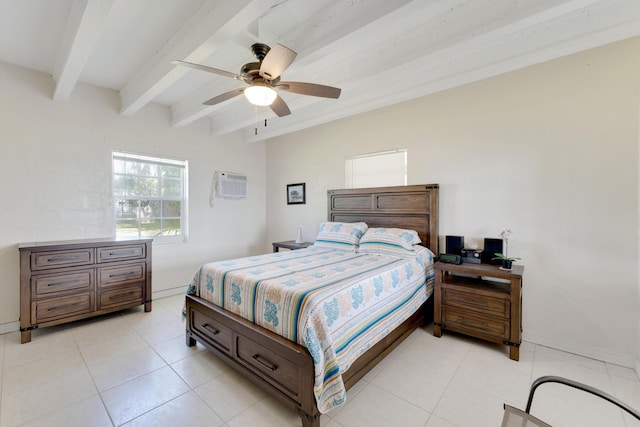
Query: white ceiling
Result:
<box><xmin>1</xmin><ymin>0</ymin><xmax>639</xmax><ymax>143</ymax></box>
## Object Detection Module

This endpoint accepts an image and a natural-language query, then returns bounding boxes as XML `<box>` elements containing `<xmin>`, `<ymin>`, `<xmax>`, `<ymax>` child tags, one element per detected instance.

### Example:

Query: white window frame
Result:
<box><xmin>112</xmin><ymin>151</ymin><xmax>188</xmax><ymax>243</ymax></box>
<box><xmin>345</xmin><ymin>149</ymin><xmax>407</xmax><ymax>189</ymax></box>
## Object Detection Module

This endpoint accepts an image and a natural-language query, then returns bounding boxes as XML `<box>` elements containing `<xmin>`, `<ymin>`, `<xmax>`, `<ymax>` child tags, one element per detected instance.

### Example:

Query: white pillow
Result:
<box><xmin>358</xmin><ymin>227</ymin><xmax>421</xmax><ymax>256</ymax></box>
<box><xmin>313</xmin><ymin>222</ymin><xmax>368</xmax><ymax>252</ymax></box>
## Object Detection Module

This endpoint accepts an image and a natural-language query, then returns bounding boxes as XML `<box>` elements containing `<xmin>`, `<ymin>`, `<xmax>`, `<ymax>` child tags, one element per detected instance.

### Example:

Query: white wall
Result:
<box><xmin>0</xmin><ymin>62</ymin><xmax>267</xmax><ymax>332</ymax></box>
<box><xmin>265</xmin><ymin>38</ymin><xmax>640</xmax><ymax>367</ymax></box>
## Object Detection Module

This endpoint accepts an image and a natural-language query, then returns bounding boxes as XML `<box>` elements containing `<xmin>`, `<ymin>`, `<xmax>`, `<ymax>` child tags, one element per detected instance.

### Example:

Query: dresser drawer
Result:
<box><xmin>97</xmin><ymin>244</ymin><xmax>146</xmax><ymax>262</ymax></box>
<box><xmin>442</xmin><ymin>308</ymin><xmax>509</xmax><ymax>340</ymax></box>
<box><xmin>236</xmin><ymin>333</ymin><xmax>300</xmax><ymax>398</ymax></box>
<box><xmin>98</xmin><ymin>263</ymin><xmax>145</xmax><ymax>287</ymax></box>
<box><xmin>31</xmin><ymin>249</ymin><xmax>95</xmax><ymax>271</ymax></box>
<box><xmin>34</xmin><ymin>293</ymin><xmax>94</xmax><ymax>322</ymax></box>
<box><xmin>190</xmin><ymin>308</ymin><xmax>233</xmax><ymax>355</ymax></box>
<box><xmin>33</xmin><ymin>270</ymin><xmax>94</xmax><ymax>296</ymax></box>
<box><xmin>443</xmin><ymin>288</ymin><xmax>509</xmax><ymax>318</ymax></box>
<box><xmin>98</xmin><ymin>284</ymin><xmax>143</xmax><ymax>310</ymax></box>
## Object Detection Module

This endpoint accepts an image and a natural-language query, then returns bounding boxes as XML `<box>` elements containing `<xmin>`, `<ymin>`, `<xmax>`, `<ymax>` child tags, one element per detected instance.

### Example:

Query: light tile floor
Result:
<box><xmin>1</xmin><ymin>294</ymin><xmax>639</xmax><ymax>427</ymax></box>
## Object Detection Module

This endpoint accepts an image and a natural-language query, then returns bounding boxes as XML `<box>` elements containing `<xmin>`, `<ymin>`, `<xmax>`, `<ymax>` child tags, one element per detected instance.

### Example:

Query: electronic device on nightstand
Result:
<box><xmin>439</xmin><ymin>253</ymin><xmax>462</xmax><ymax>264</ymax></box>
<box><xmin>482</xmin><ymin>237</ymin><xmax>503</xmax><ymax>265</ymax></box>
<box><xmin>445</xmin><ymin>235</ymin><xmax>464</xmax><ymax>255</ymax></box>
<box><xmin>461</xmin><ymin>248</ymin><xmax>483</xmax><ymax>264</ymax></box>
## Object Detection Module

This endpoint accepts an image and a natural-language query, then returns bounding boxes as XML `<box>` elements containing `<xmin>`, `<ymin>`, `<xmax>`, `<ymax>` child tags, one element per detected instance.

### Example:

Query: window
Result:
<box><xmin>112</xmin><ymin>151</ymin><xmax>188</xmax><ymax>242</ymax></box>
<box><xmin>345</xmin><ymin>149</ymin><xmax>407</xmax><ymax>188</ymax></box>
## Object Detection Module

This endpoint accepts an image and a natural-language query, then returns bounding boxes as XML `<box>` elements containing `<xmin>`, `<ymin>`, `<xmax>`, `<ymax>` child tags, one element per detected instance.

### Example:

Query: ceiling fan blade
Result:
<box><xmin>277</xmin><ymin>81</ymin><xmax>341</xmax><ymax>99</ymax></box>
<box><xmin>172</xmin><ymin>60</ymin><xmax>245</xmax><ymax>81</ymax></box>
<box><xmin>259</xmin><ymin>44</ymin><xmax>297</xmax><ymax>81</ymax></box>
<box><xmin>203</xmin><ymin>88</ymin><xmax>245</xmax><ymax>106</ymax></box>
<box><xmin>270</xmin><ymin>95</ymin><xmax>291</xmax><ymax>117</ymax></box>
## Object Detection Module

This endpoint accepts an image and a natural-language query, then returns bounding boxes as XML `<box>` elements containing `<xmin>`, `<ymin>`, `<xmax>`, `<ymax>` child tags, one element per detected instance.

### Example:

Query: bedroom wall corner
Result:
<box><xmin>264</xmin><ymin>37</ymin><xmax>640</xmax><ymax>366</ymax></box>
<box><xmin>0</xmin><ymin>62</ymin><xmax>267</xmax><ymax>330</ymax></box>
<box><xmin>637</xmin><ymin>106</ymin><xmax>640</xmax><ymax>379</ymax></box>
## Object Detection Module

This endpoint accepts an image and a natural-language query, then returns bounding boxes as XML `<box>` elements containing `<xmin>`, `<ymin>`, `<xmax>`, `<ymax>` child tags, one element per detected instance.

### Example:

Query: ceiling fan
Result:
<box><xmin>172</xmin><ymin>43</ymin><xmax>341</xmax><ymax>117</ymax></box>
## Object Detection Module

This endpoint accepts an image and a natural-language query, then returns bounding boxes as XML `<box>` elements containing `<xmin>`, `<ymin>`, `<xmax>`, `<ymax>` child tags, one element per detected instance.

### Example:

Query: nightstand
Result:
<box><xmin>272</xmin><ymin>240</ymin><xmax>313</xmax><ymax>252</ymax></box>
<box><xmin>433</xmin><ymin>261</ymin><xmax>523</xmax><ymax>361</ymax></box>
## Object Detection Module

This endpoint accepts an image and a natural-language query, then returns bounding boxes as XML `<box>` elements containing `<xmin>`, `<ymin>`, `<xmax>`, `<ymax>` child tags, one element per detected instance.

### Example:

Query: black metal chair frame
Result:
<box><xmin>525</xmin><ymin>375</ymin><xmax>640</xmax><ymax>421</ymax></box>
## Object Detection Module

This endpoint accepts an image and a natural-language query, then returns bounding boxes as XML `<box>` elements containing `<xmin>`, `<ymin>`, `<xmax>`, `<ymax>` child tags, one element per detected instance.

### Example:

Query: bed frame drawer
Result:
<box><xmin>190</xmin><ymin>307</ymin><xmax>234</xmax><ymax>355</ymax></box>
<box><xmin>236</xmin><ymin>333</ymin><xmax>300</xmax><ymax>399</ymax></box>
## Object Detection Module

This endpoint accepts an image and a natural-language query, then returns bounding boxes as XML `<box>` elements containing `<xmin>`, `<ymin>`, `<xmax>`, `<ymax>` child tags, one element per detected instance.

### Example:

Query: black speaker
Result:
<box><xmin>482</xmin><ymin>238</ymin><xmax>503</xmax><ymax>264</ymax></box>
<box><xmin>445</xmin><ymin>235</ymin><xmax>464</xmax><ymax>256</ymax></box>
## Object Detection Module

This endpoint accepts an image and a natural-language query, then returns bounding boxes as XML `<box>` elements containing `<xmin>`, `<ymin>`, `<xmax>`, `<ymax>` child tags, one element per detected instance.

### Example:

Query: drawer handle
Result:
<box><xmin>47</xmin><ymin>279</ymin><xmax>82</xmax><ymax>287</ymax></box>
<box><xmin>251</xmin><ymin>354</ymin><xmax>277</xmax><ymax>372</ymax></box>
<box><xmin>108</xmin><ymin>251</ymin><xmax>136</xmax><ymax>256</ymax></box>
<box><xmin>47</xmin><ymin>302</ymin><xmax>80</xmax><ymax>312</ymax></box>
<box><xmin>460</xmin><ymin>318</ymin><xmax>489</xmax><ymax>329</ymax></box>
<box><xmin>47</xmin><ymin>256</ymin><xmax>82</xmax><ymax>263</ymax></box>
<box><xmin>109</xmin><ymin>271</ymin><xmax>136</xmax><ymax>279</ymax></box>
<box><xmin>458</xmin><ymin>298</ymin><xmax>489</xmax><ymax>308</ymax></box>
<box><xmin>109</xmin><ymin>291</ymin><xmax>136</xmax><ymax>301</ymax></box>
<box><xmin>201</xmin><ymin>323</ymin><xmax>219</xmax><ymax>335</ymax></box>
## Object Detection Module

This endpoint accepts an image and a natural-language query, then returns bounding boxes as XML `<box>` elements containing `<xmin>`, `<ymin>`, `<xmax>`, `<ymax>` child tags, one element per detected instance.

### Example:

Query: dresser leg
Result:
<box><xmin>509</xmin><ymin>346</ymin><xmax>520</xmax><ymax>361</ymax></box>
<box><xmin>145</xmin><ymin>301</ymin><xmax>152</xmax><ymax>312</ymax></box>
<box><xmin>186</xmin><ymin>333</ymin><xmax>196</xmax><ymax>347</ymax></box>
<box><xmin>434</xmin><ymin>324</ymin><xmax>442</xmax><ymax>337</ymax></box>
<box><xmin>21</xmin><ymin>330</ymin><xmax>31</xmax><ymax>344</ymax></box>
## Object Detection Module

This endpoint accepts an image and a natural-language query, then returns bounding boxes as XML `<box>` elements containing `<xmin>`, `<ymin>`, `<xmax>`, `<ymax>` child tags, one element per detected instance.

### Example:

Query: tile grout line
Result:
<box><xmin>75</xmin><ymin>319</ymin><xmax>118</xmax><ymax>427</ymax></box>
<box><xmin>422</xmin><ymin>338</ymin><xmax>473</xmax><ymax>427</ymax></box>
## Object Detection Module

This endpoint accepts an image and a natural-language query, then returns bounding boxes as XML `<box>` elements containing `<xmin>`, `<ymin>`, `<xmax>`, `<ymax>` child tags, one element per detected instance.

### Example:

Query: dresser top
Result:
<box><xmin>19</xmin><ymin>237</ymin><xmax>153</xmax><ymax>251</ymax></box>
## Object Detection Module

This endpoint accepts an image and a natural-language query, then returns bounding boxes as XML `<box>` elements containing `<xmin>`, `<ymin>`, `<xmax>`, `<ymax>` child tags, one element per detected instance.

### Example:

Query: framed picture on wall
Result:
<box><xmin>287</xmin><ymin>183</ymin><xmax>306</xmax><ymax>205</ymax></box>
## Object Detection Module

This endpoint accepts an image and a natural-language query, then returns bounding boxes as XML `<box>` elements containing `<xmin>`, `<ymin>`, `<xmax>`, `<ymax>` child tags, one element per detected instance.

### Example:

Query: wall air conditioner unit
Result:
<box><xmin>215</xmin><ymin>171</ymin><xmax>248</xmax><ymax>199</ymax></box>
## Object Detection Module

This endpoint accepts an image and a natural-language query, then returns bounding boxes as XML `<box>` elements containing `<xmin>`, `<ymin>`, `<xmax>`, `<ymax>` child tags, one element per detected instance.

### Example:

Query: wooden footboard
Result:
<box><xmin>185</xmin><ymin>294</ymin><xmax>431</xmax><ymax>427</ymax></box>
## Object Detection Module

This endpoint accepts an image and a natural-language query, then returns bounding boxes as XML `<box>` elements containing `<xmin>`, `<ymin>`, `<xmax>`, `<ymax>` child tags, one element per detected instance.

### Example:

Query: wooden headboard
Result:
<box><xmin>327</xmin><ymin>184</ymin><xmax>439</xmax><ymax>255</ymax></box>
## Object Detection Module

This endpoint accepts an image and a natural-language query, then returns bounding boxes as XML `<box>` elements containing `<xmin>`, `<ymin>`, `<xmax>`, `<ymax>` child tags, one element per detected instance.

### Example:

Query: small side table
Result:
<box><xmin>433</xmin><ymin>261</ymin><xmax>523</xmax><ymax>361</ymax></box>
<box><xmin>272</xmin><ymin>240</ymin><xmax>313</xmax><ymax>252</ymax></box>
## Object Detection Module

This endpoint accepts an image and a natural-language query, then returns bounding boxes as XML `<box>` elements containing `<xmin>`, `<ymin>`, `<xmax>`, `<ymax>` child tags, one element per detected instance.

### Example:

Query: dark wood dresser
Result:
<box><xmin>433</xmin><ymin>261</ymin><xmax>523</xmax><ymax>360</ymax></box>
<box><xmin>19</xmin><ymin>238</ymin><xmax>152</xmax><ymax>343</ymax></box>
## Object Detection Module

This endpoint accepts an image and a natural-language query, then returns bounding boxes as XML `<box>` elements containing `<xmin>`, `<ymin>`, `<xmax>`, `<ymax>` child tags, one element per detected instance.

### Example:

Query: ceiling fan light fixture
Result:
<box><xmin>244</xmin><ymin>84</ymin><xmax>277</xmax><ymax>106</ymax></box>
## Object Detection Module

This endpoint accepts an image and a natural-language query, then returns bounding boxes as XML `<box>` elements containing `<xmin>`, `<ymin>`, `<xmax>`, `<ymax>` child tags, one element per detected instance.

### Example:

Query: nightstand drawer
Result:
<box><xmin>442</xmin><ymin>308</ymin><xmax>509</xmax><ymax>340</ymax></box>
<box><xmin>443</xmin><ymin>288</ymin><xmax>509</xmax><ymax>318</ymax></box>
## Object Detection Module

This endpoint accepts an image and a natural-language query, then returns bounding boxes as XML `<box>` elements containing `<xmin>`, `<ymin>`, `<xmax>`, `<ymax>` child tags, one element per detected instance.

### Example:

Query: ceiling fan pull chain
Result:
<box><xmin>254</xmin><ymin>105</ymin><xmax>258</xmax><ymax>135</ymax></box>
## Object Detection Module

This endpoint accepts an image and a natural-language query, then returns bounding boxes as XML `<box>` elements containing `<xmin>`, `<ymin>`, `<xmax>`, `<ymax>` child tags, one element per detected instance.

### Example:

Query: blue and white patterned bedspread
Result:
<box><xmin>185</xmin><ymin>245</ymin><xmax>434</xmax><ymax>413</ymax></box>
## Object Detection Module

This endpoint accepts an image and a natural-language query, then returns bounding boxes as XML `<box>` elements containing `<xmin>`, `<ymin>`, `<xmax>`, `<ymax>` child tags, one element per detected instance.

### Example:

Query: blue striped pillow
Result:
<box><xmin>313</xmin><ymin>222</ymin><xmax>368</xmax><ymax>252</ymax></box>
<box><xmin>358</xmin><ymin>227</ymin><xmax>421</xmax><ymax>256</ymax></box>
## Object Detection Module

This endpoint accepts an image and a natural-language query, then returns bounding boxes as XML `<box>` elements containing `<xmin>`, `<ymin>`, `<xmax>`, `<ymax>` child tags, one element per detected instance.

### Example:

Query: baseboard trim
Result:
<box><xmin>0</xmin><ymin>320</ymin><xmax>19</xmax><ymax>335</ymax></box>
<box><xmin>523</xmin><ymin>331</ymin><xmax>636</xmax><ymax>369</ymax></box>
<box><xmin>152</xmin><ymin>286</ymin><xmax>185</xmax><ymax>300</ymax></box>
<box><xmin>0</xmin><ymin>288</ymin><xmax>186</xmax><ymax>336</ymax></box>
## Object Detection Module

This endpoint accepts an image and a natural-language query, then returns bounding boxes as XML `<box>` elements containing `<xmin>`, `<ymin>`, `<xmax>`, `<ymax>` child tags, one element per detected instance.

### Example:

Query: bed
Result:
<box><xmin>184</xmin><ymin>184</ymin><xmax>439</xmax><ymax>427</ymax></box>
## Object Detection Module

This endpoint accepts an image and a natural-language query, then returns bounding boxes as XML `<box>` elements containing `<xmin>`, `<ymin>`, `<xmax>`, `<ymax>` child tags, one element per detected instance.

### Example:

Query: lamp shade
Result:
<box><xmin>244</xmin><ymin>84</ymin><xmax>277</xmax><ymax>106</ymax></box>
